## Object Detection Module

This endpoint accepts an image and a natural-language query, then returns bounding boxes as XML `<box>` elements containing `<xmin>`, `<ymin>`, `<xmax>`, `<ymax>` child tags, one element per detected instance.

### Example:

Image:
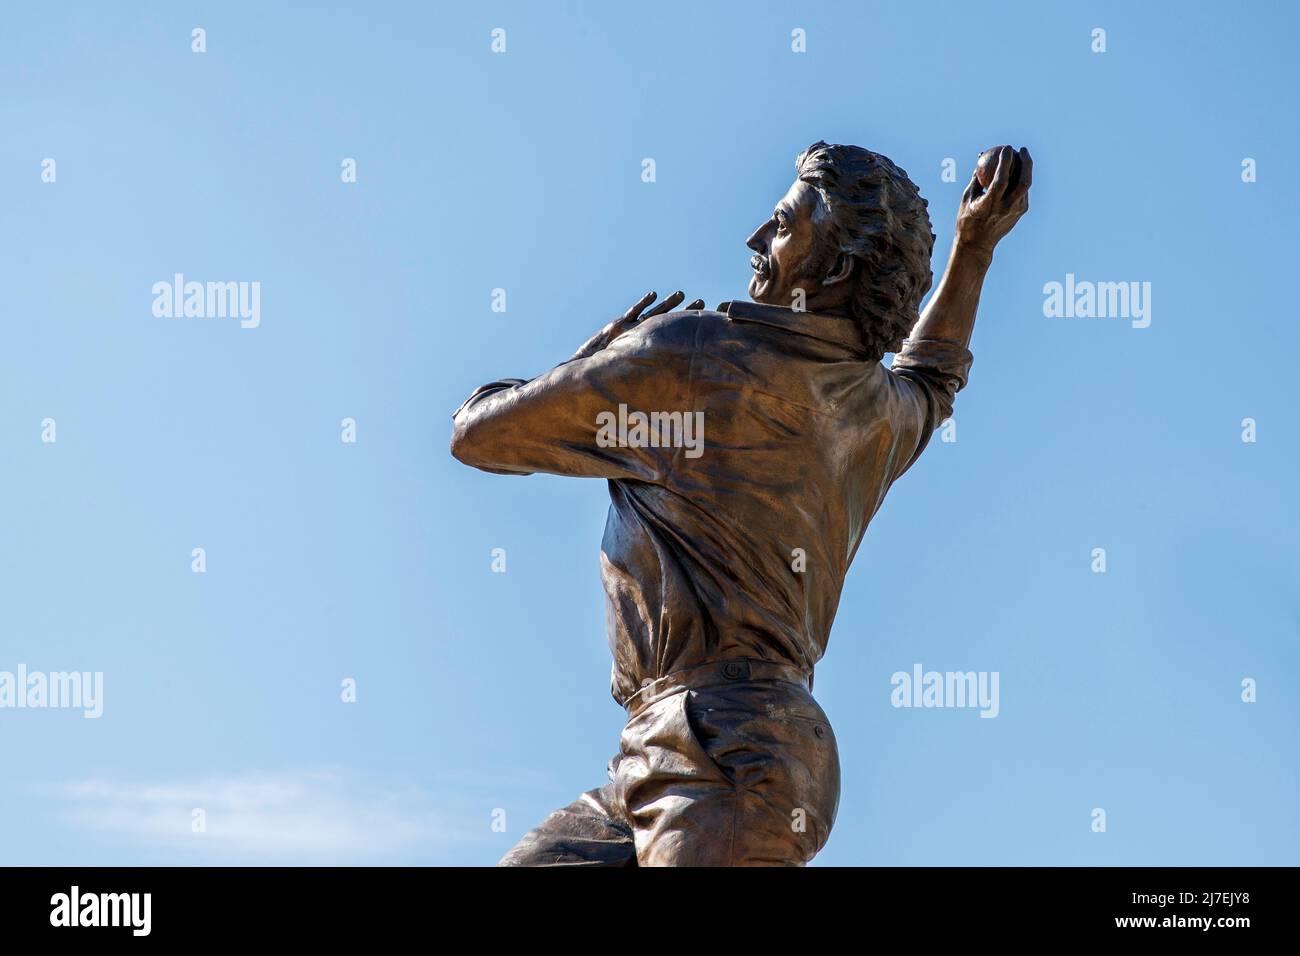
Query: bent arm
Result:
<box><xmin>450</xmin><ymin>317</ymin><xmax>697</xmax><ymax>481</ymax></box>
<box><xmin>911</xmin><ymin>144</ymin><xmax>1032</xmax><ymax>349</ymax></box>
<box><xmin>909</xmin><ymin>238</ymin><xmax>993</xmax><ymax>349</ymax></box>
<box><xmin>888</xmin><ymin>145</ymin><xmax>1032</xmax><ymax>471</ymax></box>
<box><xmin>889</xmin><ymin>237</ymin><xmax>986</xmax><ymax>440</ymax></box>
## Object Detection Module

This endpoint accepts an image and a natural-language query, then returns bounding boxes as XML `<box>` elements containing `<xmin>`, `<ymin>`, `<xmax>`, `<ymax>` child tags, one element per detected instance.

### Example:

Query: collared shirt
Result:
<box><xmin>451</xmin><ymin>301</ymin><xmax>973</xmax><ymax>706</ymax></box>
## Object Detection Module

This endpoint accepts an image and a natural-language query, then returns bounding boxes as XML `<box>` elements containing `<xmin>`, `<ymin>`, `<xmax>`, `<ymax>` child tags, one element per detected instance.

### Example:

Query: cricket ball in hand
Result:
<box><xmin>976</xmin><ymin>147</ymin><xmax>1020</xmax><ymax>191</ymax></box>
<box><xmin>975</xmin><ymin>148</ymin><xmax>1000</xmax><ymax>189</ymax></box>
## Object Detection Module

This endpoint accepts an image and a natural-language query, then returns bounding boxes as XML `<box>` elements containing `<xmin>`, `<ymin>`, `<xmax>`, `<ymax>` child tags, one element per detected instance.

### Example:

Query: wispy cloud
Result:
<box><xmin>44</xmin><ymin>768</ymin><xmax>475</xmax><ymax>860</ymax></box>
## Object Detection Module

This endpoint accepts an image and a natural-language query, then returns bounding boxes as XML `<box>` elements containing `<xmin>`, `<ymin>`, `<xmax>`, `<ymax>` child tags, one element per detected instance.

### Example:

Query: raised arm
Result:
<box><xmin>887</xmin><ymin>146</ymin><xmax>1032</xmax><ymax>472</ymax></box>
<box><xmin>910</xmin><ymin>145</ymin><xmax>1033</xmax><ymax>348</ymax></box>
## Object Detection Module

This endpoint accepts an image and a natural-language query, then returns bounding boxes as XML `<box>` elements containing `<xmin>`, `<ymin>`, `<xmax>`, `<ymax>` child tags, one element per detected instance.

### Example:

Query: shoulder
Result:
<box><xmin>614</xmin><ymin>309</ymin><xmax>729</xmax><ymax>355</ymax></box>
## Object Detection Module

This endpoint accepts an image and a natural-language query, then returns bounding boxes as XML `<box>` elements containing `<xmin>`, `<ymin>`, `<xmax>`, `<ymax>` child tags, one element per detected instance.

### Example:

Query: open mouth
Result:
<box><xmin>750</xmin><ymin>254</ymin><xmax>770</xmax><ymax>278</ymax></box>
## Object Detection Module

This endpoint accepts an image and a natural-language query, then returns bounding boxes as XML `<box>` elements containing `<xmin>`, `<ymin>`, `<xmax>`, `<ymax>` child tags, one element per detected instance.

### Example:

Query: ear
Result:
<box><xmin>821</xmin><ymin>252</ymin><xmax>854</xmax><ymax>287</ymax></box>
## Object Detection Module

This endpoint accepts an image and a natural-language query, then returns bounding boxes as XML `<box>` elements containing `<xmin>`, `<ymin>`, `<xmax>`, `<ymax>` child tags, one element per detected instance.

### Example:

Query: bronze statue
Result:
<box><xmin>452</xmin><ymin>142</ymin><xmax>1032</xmax><ymax>865</ymax></box>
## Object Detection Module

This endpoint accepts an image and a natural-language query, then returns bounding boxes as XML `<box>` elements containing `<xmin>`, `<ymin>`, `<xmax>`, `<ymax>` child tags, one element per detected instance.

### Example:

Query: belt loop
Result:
<box><xmin>721</xmin><ymin>660</ymin><xmax>750</xmax><ymax>681</ymax></box>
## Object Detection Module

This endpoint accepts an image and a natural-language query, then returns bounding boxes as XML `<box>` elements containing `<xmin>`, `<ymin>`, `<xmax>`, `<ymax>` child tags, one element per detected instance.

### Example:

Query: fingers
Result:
<box><xmin>622</xmin><ymin>289</ymin><xmax>701</xmax><ymax>325</ymax></box>
<box><xmin>1015</xmin><ymin>146</ymin><xmax>1032</xmax><ymax>194</ymax></box>
<box><xmin>989</xmin><ymin>145</ymin><xmax>1016</xmax><ymax>198</ymax></box>
<box><xmin>623</xmin><ymin>290</ymin><xmax>658</xmax><ymax>321</ymax></box>
<box><xmin>961</xmin><ymin>172</ymin><xmax>981</xmax><ymax>206</ymax></box>
<box><xmin>645</xmin><ymin>290</ymin><xmax>686</xmax><ymax>318</ymax></box>
<box><xmin>1002</xmin><ymin>146</ymin><xmax>1032</xmax><ymax>212</ymax></box>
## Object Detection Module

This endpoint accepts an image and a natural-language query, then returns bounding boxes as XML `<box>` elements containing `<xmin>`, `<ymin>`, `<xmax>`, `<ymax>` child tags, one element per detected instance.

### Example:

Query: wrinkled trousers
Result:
<box><xmin>499</xmin><ymin>660</ymin><xmax>840</xmax><ymax>867</ymax></box>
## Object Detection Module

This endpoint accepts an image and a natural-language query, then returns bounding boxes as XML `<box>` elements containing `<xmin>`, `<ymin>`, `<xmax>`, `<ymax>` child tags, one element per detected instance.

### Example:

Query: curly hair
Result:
<box><xmin>794</xmin><ymin>141</ymin><xmax>935</xmax><ymax>359</ymax></box>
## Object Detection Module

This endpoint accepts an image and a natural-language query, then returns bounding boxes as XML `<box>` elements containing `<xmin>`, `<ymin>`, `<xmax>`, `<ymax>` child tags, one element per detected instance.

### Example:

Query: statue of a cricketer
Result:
<box><xmin>452</xmin><ymin>142</ymin><xmax>1032</xmax><ymax>866</ymax></box>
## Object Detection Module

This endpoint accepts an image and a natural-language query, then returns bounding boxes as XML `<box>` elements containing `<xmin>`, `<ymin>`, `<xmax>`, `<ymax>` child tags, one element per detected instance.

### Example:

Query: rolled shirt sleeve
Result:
<box><xmin>888</xmin><ymin>336</ymin><xmax>974</xmax><ymax>472</ymax></box>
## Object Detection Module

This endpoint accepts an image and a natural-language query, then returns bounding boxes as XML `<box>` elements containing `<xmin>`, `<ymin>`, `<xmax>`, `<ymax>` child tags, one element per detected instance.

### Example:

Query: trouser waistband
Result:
<box><xmin>622</xmin><ymin>658</ymin><xmax>812</xmax><ymax>717</ymax></box>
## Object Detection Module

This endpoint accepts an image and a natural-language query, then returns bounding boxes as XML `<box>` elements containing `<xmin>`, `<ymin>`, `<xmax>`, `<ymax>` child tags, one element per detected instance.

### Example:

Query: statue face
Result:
<box><xmin>746</xmin><ymin>178</ymin><xmax>835</xmax><ymax>310</ymax></box>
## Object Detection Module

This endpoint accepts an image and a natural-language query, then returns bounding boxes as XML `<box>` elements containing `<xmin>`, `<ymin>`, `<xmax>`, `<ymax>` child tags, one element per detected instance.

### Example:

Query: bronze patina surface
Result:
<box><xmin>452</xmin><ymin>142</ymin><xmax>1032</xmax><ymax>865</ymax></box>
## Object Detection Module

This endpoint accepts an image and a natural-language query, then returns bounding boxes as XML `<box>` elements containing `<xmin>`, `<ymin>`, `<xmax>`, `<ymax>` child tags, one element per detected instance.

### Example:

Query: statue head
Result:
<box><xmin>746</xmin><ymin>141</ymin><xmax>935</xmax><ymax>359</ymax></box>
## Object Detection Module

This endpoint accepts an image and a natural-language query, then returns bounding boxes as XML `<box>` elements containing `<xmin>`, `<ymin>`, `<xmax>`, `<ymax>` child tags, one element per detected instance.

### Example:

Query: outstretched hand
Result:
<box><xmin>569</xmin><ymin>290</ymin><xmax>705</xmax><ymax>362</ymax></box>
<box><xmin>956</xmin><ymin>145</ymin><xmax>1032</xmax><ymax>256</ymax></box>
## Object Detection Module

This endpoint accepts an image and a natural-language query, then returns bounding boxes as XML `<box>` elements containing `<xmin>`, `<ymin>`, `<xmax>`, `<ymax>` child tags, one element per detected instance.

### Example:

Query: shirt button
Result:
<box><xmin>640</xmin><ymin>678</ymin><xmax>653</xmax><ymax>688</ymax></box>
<box><xmin>722</xmin><ymin>662</ymin><xmax>744</xmax><ymax>680</ymax></box>
<box><xmin>814</xmin><ymin>726</ymin><xmax>826</xmax><ymax>739</ymax></box>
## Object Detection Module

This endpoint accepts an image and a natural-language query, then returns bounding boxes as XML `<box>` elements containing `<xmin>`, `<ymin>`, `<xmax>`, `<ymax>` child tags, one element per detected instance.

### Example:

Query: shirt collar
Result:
<box><xmin>718</xmin><ymin>299</ymin><xmax>868</xmax><ymax>356</ymax></box>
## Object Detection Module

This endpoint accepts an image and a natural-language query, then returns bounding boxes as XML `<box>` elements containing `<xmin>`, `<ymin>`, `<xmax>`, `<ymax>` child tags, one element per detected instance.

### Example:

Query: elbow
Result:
<box><xmin>450</xmin><ymin>415</ymin><xmax>531</xmax><ymax>475</ymax></box>
<box><xmin>450</xmin><ymin>416</ymin><xmax>485</xmax><ymax>468</ymax></box>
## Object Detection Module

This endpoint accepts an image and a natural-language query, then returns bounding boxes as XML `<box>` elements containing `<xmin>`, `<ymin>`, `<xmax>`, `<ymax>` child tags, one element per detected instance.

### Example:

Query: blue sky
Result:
<box><xmin>1</xmin><ymin>1</ymin><xmax>1296</xmax><ymax>865</ymax></box>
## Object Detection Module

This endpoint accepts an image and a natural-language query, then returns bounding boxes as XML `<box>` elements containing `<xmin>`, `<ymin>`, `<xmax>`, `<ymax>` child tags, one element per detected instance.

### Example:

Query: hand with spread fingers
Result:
<box><xmin>956</xmin><ymin>145</ymin><xmax>1033</xmax><ymax>256</ymax></box>
<box><xmin>569</xmin><ymin>290</ymin><xmax>705</xmax><ymax>362</ymax></box>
